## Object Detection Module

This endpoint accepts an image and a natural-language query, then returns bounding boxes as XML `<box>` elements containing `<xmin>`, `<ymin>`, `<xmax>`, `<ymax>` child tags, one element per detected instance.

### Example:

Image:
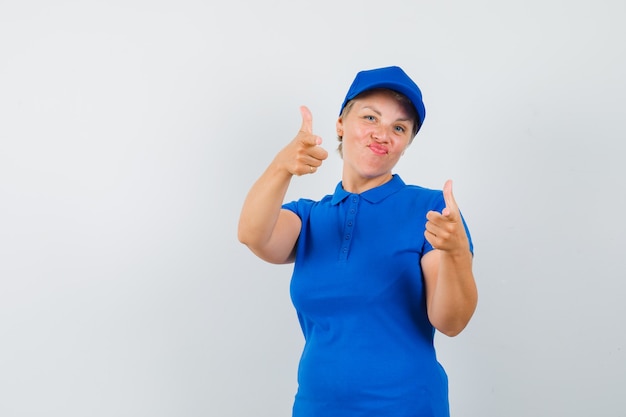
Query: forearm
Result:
<box><xmin>427</xmin><ymin>250</ymin><xmax>478</xmax><ymax>337</ymax></box>
<box><xmin>237</xmin><ymin>161</ymin><xmax>293</xmax><ymax>249</ymax></box>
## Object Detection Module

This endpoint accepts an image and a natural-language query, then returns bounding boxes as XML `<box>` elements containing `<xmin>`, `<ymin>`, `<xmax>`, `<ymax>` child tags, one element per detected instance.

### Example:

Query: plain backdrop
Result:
<box><xmin>1</xmin><ymin>1</ymin><xmax>625</xmax><ymax>416</ymax></box>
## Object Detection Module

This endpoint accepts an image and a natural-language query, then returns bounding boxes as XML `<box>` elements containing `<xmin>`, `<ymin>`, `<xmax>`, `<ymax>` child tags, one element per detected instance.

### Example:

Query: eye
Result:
<box><xmin>364</xmin><ymin>115</ymin><xmax>376</xmax><ymax>122</ymax></box>
<box><xmin>394</xmin><ymin>125</ymin><xmax>406</xmax><ymax>133</ymax></box>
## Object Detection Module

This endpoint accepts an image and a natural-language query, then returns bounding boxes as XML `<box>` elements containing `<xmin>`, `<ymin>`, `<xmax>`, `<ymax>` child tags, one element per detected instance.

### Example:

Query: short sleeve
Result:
<box><xmin>282</xmin><ymin>198</ymin><xmax>315</xmax><ymax>220</ymax></box>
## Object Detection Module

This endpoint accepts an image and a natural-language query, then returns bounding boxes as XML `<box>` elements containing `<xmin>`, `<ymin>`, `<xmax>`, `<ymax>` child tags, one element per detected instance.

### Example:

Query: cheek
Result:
<box><xmin>344</xmin><ymin>127</ymin><xmax>368</xmax><ymax>146</ymax></box>
<box><xmin>351</xmin><ymin>125</ymin><xmax>375</xmax><ymax>141</ymax></box>
<box><xmin>390</xmin><ymin>140</ymin><xmax>410</xmax><ymax>157</ymax></box>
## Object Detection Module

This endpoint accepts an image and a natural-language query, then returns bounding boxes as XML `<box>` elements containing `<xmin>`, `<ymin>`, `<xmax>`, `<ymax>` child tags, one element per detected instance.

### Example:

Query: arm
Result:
<box><xmin>237</xmin><ymin>106</ymin><xmax>328</xmax><ymax>264</ymax></box>
<box><xmin>421</xmin><ymin>180</ymin><xmax>478</xmax><ymax>337</ymax></box>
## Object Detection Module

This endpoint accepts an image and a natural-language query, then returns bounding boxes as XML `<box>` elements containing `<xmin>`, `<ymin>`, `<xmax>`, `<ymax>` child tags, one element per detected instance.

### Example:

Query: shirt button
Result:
<box><xmin>345</xmin><ymin>234</ymin><xmax>351</xmax><ymax>240</ymax></box>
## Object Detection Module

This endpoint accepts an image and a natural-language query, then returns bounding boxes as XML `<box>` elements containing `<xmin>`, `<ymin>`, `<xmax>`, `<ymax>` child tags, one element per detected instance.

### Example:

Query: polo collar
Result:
<box><xmin>330</xmin><ymin>174</ymin><xmax>406</xmax><ymax>205</ymax></box>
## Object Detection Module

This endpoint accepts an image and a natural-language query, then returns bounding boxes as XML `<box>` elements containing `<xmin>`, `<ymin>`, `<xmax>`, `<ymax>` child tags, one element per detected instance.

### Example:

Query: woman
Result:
<box><xmin>238</xmin><ymin>66</ymin><xmax>477</xmax><ymax>417</ymax></box>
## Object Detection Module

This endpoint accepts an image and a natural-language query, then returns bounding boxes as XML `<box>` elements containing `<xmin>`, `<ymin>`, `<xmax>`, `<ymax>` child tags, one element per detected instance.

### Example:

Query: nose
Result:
<box><xmin>372</xmin><ymin>124</ymin><xmax>391</xmax><ymax>143</ymax></box>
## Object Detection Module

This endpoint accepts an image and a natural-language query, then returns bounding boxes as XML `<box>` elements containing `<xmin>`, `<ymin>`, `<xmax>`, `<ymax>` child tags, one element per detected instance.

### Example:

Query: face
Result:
<box><xmin>336</xmin><ymin>89</ymin><xmax>415</xmax><ymax>189</ymax></box>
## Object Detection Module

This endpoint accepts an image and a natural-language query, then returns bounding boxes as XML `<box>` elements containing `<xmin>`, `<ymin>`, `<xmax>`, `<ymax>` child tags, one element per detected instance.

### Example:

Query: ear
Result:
<box><xmin>336</xmin><ymin>117</ymin><xmax>344</xmax><ymax>137</ymax></box>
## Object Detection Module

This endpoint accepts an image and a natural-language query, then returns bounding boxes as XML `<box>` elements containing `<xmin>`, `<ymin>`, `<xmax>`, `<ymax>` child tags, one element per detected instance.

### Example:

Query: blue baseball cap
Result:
<box><xmin>339</xmin><ymin>66</ymin><xmax>426</xmax><ymax>131</ymax></box>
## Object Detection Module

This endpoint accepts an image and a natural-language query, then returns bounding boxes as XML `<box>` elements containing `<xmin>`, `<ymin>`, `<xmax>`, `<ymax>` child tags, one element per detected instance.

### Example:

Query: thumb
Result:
<box><xmin>299</xmin><ymin>105</ymin><xmax>313</xmax><ymax>134</ymax></box>
<box><xmin>442</xmin><ymin>179</ymin><xmax>459</xmax><ymax>217</ymax></box>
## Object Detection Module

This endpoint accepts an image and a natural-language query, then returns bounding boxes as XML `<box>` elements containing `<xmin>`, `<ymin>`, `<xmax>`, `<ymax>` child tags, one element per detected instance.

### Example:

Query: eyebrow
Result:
<box><xmin>362</xmin><ymin>106</ymin><xmax>411</xmax><ymax>123</ymax></box>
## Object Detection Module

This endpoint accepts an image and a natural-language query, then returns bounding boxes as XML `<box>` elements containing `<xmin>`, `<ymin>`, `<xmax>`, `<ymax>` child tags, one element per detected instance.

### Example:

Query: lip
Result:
<box><xmin>368</xmin><ymin>143</ymin><xmax>388</xmax><ymax>155</ymax></box>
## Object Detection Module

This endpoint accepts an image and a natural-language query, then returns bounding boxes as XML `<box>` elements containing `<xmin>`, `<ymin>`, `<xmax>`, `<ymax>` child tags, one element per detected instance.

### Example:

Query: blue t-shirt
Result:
<box><xmin>282</xmin><ymin>174</ymin><xmax>473</xmax><ymax>417</ymax></box>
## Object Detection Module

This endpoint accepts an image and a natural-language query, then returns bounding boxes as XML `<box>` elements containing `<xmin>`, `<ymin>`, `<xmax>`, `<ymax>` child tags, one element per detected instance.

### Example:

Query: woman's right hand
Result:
<box><xmin>274</xmin><ymin>106</ymin><xmax>328</xmax><ymax>176</ymax></box>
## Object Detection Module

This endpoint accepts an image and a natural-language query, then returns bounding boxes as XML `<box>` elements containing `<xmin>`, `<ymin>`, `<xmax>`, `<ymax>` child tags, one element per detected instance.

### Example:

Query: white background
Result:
<box><xmin>1</xmin><ymin>1</ymin><xmax>625</xmax><ymax>416</ymax></box>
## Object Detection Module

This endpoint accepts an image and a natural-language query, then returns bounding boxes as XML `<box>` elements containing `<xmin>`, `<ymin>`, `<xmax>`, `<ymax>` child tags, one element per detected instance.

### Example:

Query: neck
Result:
<box><xmin>342</xmin><ymin>172</ymin><xmax>394</xmax><ymax>194</ymax></box>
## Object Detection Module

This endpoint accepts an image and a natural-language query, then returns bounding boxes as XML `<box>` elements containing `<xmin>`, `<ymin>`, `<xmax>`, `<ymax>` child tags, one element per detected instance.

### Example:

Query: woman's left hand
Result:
<box><xmin>424</xmin><ymin>180</ymin><xmax>470</xmax><ymax>255</ymax></box>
